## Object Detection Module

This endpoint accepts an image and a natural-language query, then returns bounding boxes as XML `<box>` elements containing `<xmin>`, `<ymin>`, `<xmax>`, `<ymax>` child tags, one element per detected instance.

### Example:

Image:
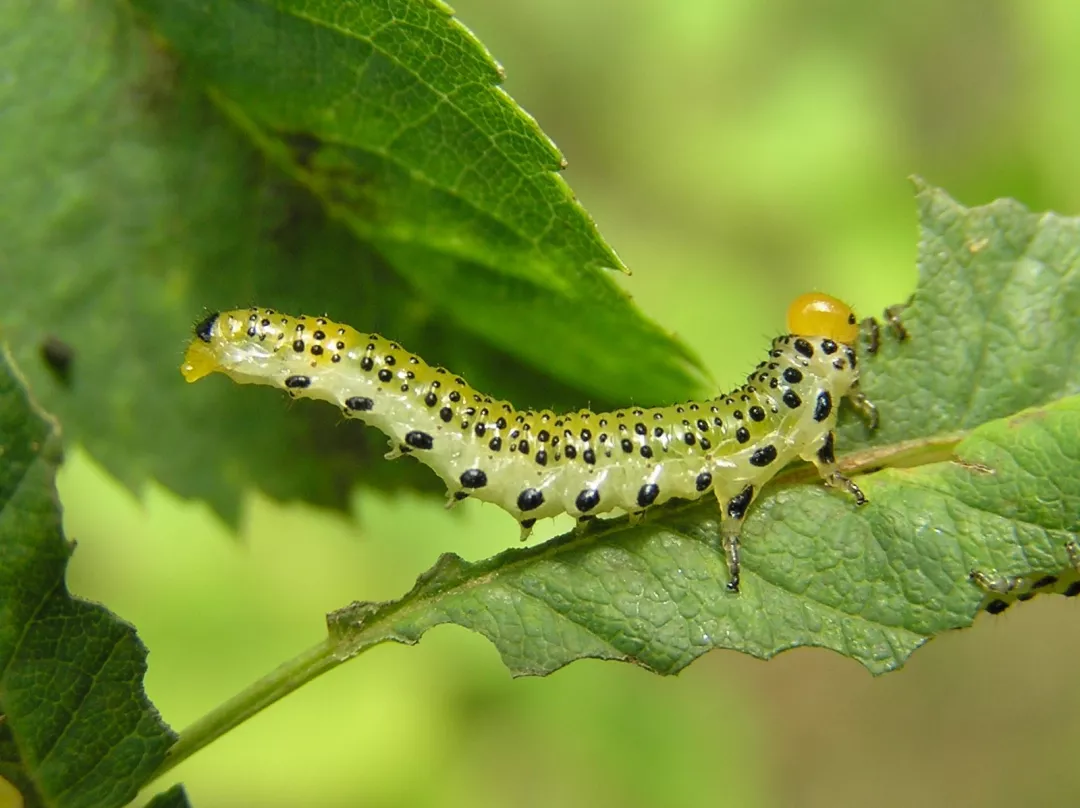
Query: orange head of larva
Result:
<box><xmin>786</xmin><ymin>292</ymin><xmax>859</xmax><ymax>344</ymax></box>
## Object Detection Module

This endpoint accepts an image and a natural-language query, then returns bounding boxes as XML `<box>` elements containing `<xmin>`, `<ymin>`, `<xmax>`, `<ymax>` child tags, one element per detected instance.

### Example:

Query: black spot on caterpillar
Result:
<box><xmin>182</xmin><ymin>293</ymin><xmax>882</xmax><ymax>593</ymax></box>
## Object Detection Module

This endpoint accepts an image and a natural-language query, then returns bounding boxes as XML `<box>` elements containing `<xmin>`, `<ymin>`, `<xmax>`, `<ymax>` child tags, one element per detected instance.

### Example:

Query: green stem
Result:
<box><xmin>150</xmin><ymin>637</ymin><xmax>346</xmax><ymax>782</ymax></box>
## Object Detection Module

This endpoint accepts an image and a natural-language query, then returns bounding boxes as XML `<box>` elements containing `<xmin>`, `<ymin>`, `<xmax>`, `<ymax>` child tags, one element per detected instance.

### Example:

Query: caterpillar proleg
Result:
<box><xmin>182</xmin><ymin>293</ymin><xmax>878</xmax><ymax>592</ymax></box>
<box><xmin>970</xmin><ymin>541</ymin><xmax>1080</xmax><ymax>615</ymax></box>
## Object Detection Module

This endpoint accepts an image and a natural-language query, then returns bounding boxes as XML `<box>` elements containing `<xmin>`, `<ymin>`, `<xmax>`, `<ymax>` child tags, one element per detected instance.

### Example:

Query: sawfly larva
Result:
<box><xmin>182</xmin><ymin>293</ymin><xmax>882</xmax><ymax>592</ymax></box>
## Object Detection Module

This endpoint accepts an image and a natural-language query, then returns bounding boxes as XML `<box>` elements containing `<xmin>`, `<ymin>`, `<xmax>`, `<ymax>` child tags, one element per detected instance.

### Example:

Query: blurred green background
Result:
<box><xmin>55</xmin><ymin>0</ymin><xmax>1080</xmax><ymax>805</ymax></box>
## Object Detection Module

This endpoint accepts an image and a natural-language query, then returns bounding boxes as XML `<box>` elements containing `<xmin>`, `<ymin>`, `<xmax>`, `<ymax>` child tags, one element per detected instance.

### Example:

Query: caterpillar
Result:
<box><xmin>182</xmin><ymin>292</ymin><xmax>882</xmax><ymax>593</ymax></box>
<box><xmin>969</xmin><ymin>541</ymin><xmax>1080</xmax><ymax>615</ymax></box>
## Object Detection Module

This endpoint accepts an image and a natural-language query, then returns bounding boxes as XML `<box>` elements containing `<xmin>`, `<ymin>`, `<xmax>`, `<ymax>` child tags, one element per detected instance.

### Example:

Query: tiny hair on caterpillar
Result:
<box><xmin>182</xmin><ymin>292</ymin><xmax>888</xmax><ymax>593</ymax></box>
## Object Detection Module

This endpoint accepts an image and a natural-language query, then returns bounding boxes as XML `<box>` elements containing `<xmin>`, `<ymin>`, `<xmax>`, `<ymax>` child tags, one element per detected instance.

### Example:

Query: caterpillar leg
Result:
<box><xmin>720</xmin><ymin>528</ymin><xmax>742</xmax><ymax>594</ymax></box>
<box><xmin>968</xmin><ymin>568</ymin><xmax>1023</xmax><ymax>596</ymax></box>
<box><xmin>384</xmin><ymin>437</ymin><xmax>408</xmax><ymax>460</ymax></box>
<box><xmin>972</xmin><ymin>540</ymin><xmax>1080</xmax><ymax>592</ymax></box>
<box><xmin>846</xmin><ymin>384</ymin><xmax>879</xmax><ymax>431</ymax></box>
<box><xmin>883</xmin><ymin>303</ymin><xmax>909</xmax><ymax>341</ymax></box>
<box><xmin>969</xmin><ymin>540</ymin><xmax>1080</xmax><ymax>614</ymax></box>
<box><xmin>715</xmin><ymin>483</ymin><xmax>757</xmax><ymax>593</ymax></box>
<box><xmin>805</xmin><ymin>430</ymin><xmax>867</xmax><ymax>506</ymax></box>
<box><xmin>574</xmin><ymin>515</ymin><xmax>597</xmax><ymax>534</ymax></box>
<box><xmin>970</xmin><ymin>566</ymin><xmax>1043</xmax><ymax>614</ymax></box>
<box><xmin>445</xmin><ymin>490</ymin><xmax>468</xmax><ymax>509</ymax></box>
<box><xmin>862</xmin><ymin>301</ymin><xmax>910</xmax><ymax>354</ymax></box>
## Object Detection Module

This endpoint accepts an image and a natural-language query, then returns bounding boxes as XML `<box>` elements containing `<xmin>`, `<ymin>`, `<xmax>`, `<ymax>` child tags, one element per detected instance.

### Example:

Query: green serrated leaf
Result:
<box><xmin>327</xmin><ymin>396</ymin><xmax>1080</xmax><ymax>677</ymax></box>
<box><xmin>140</xmin><ymin>180</ymin><xmax>1080</xmax><ymax>774</ymax></box>
<box><xmin>839</xmin><ymin>179</ymin><xmax>1080</xmax><ymax>448</ymax></box>
<box><xmin>0</xmin><ymin>348</ymin><xmax>176</xmax><ymax>808</ymax></box>
<box><xmin>128</xmin><ymin>0</ymin><xmax>620</xmax><ymax>293</ymax></box>
<box><xmin>313</xmin><ymin>183</ymin><xmax>1080</xmax><ymax>677</ymax></box>
<box><xmin>0</xmin><ymin>0</ymin><xmax>702</xmax><ymax>523</ymax></box>
<box><xmin>159</xmin><ymin>229</ymin><xmax>1080</xmax><ymax>766</ymax></box>
<box><xmin>126</xmin><ymin>0</ymin><xmax>706</xmax><ymax>399</ymax></box>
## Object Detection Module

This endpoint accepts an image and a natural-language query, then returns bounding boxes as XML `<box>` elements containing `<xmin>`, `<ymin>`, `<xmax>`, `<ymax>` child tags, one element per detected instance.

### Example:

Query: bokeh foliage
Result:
<box><xmin>3</xmin><ymin>0</ymin><xmax>1080</xmax><ymax>806</ymax></box>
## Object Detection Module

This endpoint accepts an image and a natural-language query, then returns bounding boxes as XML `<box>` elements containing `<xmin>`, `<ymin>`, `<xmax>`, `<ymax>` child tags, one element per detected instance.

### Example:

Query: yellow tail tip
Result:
<box><xmin>181</xmin><ymin>343</ymin><xmax>217</xmax><ymax>383</ymax></box>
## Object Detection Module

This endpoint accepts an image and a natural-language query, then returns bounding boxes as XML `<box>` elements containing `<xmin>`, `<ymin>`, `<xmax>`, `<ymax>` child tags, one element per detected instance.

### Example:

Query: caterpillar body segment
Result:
<box><xmin>182</xmin><ymin>293</ymin><xmax>874</xmax><ymax>592</ymax></box>
<box><xmin>970</xmin><ymin>541</ymin><xmax>1080</xmax><ymax>615</ymax></box>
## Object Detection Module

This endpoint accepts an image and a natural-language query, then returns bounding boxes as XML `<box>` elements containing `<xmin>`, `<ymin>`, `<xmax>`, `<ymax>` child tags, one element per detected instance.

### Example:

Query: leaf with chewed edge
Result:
<box><xmin>322</xmin><ymin>184</ymin><xmax>1080</xmax><ymax>676</ymax></box>
<box><xmin>328</xmin><ymin>395</ymin><xmax>1080</xmax><ymax>677</ymax></box>
<box><xmin>131</xmin><ymin>186</ymin><xmax>1080</xmax><ymax>785</ymax></box>
<box><xmin>0</xmin><ymin>348</ymin><xmax>177</xmax><ymax>808</ymax></box>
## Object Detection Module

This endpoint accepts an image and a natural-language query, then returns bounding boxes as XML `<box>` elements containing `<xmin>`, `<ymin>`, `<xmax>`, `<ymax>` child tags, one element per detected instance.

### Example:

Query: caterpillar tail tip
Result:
<box><xmin>180</xmin><ymin>363</ymin><xmax>211</xmax><ymax>382</ymax></box>
<box><xmin>180</xmin><ymin>343</ymin><xmax>217</xmax><ymax>383</ymax></box>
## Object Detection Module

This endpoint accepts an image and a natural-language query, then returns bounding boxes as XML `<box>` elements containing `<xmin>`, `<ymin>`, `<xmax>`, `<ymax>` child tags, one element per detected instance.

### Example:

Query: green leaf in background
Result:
<box><xmin>314</xmin><ymin>183</ymin><xmax>1080</xmax><ymax>677</ymax></box>
<box><xmin>0</xmin><ymin>0</ymin><xmax>704</xmax><ymax>524</ymax></box>
<box><xmin>136</xmin><ymin>0</ymin><xmax>622</xmax><ymax>288</ymax></box>
<box><xmin>0</xmin><ymin>348</ymin><xmax>177</xmax><ymax>808</ymax></box>
<box><xmin>127</xmin><ymin>0</ymin><xmax>706</xmax><ymax>398</ymax></box>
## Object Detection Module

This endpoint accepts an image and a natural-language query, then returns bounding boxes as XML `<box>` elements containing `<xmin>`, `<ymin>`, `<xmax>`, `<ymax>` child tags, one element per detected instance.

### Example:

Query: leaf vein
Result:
<box><xmin>37</xmin><ymin>629</ymin><xmax>126</xmax><ymax>776</ymax></box>
<box><xmin>255</xmin><ymin>0</ymin><xmax>567</xmax><ymax>257</ymax></box>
